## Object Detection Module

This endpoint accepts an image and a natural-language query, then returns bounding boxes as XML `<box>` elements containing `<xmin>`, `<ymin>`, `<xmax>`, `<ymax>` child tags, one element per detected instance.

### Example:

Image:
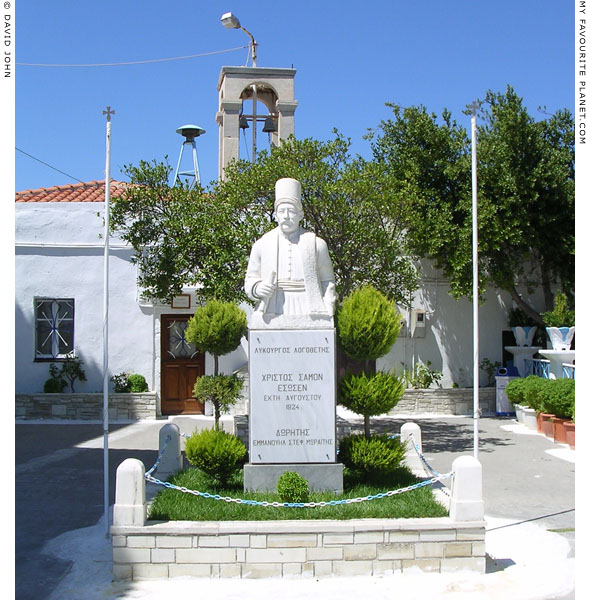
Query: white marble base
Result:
<box><xmin>248</xmin><ymin>328</ymin><xmax>337</xmax><ymax>464</ymax></box>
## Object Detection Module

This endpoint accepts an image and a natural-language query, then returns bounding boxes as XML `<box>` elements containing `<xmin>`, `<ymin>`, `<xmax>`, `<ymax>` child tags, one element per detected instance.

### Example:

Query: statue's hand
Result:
<box><xmin>323</xmin><ymin>282</ymin><xmax>337</xmax><ymax>316</ymax></box>
<box><xmin>255</xmin><ymin>279</ymin><xmax>276</xmax><ymax>299</ymax></box>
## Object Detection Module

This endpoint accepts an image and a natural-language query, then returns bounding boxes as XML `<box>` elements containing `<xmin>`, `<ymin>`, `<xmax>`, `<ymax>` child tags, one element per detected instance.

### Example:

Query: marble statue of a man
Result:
<box><xmin>245</xmin><ymin>178</ymin><xmax>337</xmax><ymax>329</ymax></box>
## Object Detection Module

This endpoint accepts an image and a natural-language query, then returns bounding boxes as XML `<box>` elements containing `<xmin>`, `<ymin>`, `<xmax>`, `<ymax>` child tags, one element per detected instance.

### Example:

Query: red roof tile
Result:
<box><xmin>15</xmin><ymin>180</ymin><xmax>128</xmax><ymax>203</ymax></box>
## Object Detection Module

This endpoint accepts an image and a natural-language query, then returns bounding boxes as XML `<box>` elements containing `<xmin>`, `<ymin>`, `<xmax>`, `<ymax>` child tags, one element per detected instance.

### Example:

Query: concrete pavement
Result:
<box><xmin>15</xmin><ymin>414</ymin><xmax>577</xmax><ymax>599</ymax></box>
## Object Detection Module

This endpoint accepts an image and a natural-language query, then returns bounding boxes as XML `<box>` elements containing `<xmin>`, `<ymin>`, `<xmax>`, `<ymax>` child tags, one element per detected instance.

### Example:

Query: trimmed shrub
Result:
<box><xmin>44</xmin><ymin>377</ymin><xmax>67</xmax><ymax>393</ymax></box>
<box><xmin>338</xmin><ymin>433</ymin><xmax>406</xmax><ymax>482</ymax></box>
<box><xmin>128</xmin><ymin>373</ymin><xmax>148</xmax><ymax>392</ymax></box>
<box><xmin>521</xmin><ymin>375</ymin><xmax>547</xmax><ymax>412</ymax></box>
<box><xmin>538</xmin><ymin>378</ymin><xmax>575</xmax><ymax>419</ymax></box>
<box><xmin>186</xmin><ymin>301</ymin><xmax>247</xmax><ymax>359</ymax></box>
<box><xmin>339</xmin><ymin>371</ymin><xmax>405</xmax><ymax>436</ymax></box>
<box><xmin>336</xmin><ymin>285</ymin><xmax>402</xmax><ymax>362</ymax></box>
<box><xmin>185</xmin><ymin>429</ymin><xmax>247</xmax><ymax>486</ymax></box>
<box><xmin>193</xmin><ymin>375</ymin><xmax>243</xmax><ymax>429</ymax></box>
<box><xmin>505</xmin><ymin>377</ymin><xmax>528</xmax><ymax>406</ymax></box>
<box><xmin>276</xmin><ymin>471</ymin><xmax>310</xmax><ymax>504</ymax></box>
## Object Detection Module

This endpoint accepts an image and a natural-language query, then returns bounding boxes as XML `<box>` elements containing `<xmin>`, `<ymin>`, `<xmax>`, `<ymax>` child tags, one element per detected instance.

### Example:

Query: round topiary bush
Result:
<box><xmin>128</xmin><ymin>373</ymin><xmax>148</xmax><ymax>392</ymax></box>
<box><xmin>44</xmin><ymin>377</ymin><xmax>66</xmax><ymax>393</ymax></box>
<box><xmin>276</xmin><ymin>471</ymin><xmax>310</xmax><ymax>504</ymax></box>
<box><xmin>505</xmin><ymin>377</ymin><xmax>528</xmax><ymax>406</ymax></box>
<box><xmin>538</xmin><ymin>378</ymin><xmax>575</xmax><ymax>419</ymax></box>
<box><xmin>184</xmin><ymin>429</ymin><xmax>247</xmax><ymax>486</ymax></box>
<box><xmin>338</xmin><ymin>433</ymin><xmax>406</xmax><ymax>482</ymax></box>
<box><xmin>338</xmin><ymin>371</ymin><xmax>405</xmax><ymax>436</ymax></box>
<box><xmin>336</xmin><ymin>285</ymin><xmax>402</xmax><ymax>362</ymax></box>
<box><xmin>521</xmin><ymin>375</ymin><xmax>547</xmax><ymax>413</ymax></box>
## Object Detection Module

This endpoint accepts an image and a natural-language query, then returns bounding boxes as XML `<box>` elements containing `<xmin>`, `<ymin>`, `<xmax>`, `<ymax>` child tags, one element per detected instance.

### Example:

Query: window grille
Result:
<box><xmin>34</xmin><ymin>298</ymin><xmax>74</xmax><ymax>359</ymax></box>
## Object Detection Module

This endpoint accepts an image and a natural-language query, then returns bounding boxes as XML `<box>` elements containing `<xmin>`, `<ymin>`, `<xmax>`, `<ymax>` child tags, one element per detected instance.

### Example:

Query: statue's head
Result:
<box><xmin>274</xmin><ymin>178</ymin><xmax>303</xmax><ymax>234</ymax></box>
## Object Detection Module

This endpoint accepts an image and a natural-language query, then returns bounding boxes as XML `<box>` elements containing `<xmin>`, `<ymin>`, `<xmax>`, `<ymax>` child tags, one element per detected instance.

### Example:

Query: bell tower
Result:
<box><xmin>216</xmin><ymin>66</ymin><xmax>298</xmax><ymax>178</ymax></box>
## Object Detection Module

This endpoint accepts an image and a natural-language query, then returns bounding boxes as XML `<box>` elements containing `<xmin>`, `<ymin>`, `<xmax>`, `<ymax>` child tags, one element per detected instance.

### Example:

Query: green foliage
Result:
<box><xmin>339</xmin><ymin>371</ymin><xmax>405</xmax><ymax>426</ymax></box>
<box><xmin>111</xmin><ymin>372</ymin><xmax>132</xmax><ymax>393</ymax></box>
<box><xmin>193</xmin><ymin>375</ymin><xmax>243</xmax><ymax>430</ymax></box>
<box><xmin>111</xmin><ymin>372</ymin><xmax>148</xmax><ymax>392</ymax></box>
<box><xmin>43</xmin><ymin>377</ymin><xmax>67</xmax><ymax>393</ymax></box>
<box><xmin>520</xmin><ymin>375</ymin><xmax>548</xmax><ymax>412</ymax></box>
<box><xmin>186</xmin><ymin>301</ymin><xmax>247</xmax><ymax>360</ymax></box>
<box><xmin>505</xmin><ymin>377</ymin><xmax>528</xmax><ymax>405</ymax></box>
<box><xmin>480</xmin><ymin>358</ymin><xmax>501</xmax><ymax>387</ymax></box>
<box><xmin>276</xmin><ymin>471</ymin><xmax>310</xmax><ymax>504</ymax></box>
<box><xmin>508</xmin><ymin>307</ymin><xmax>538</xmax><ymax>327</ymax></box>
<box><xmin>369</xmin><ymin>87</ymin><xmax>574</xmax><ymax>319</ymax></box>
<box><xmin>337</xmin><ymin>285</ymin><xmax>402</xmax><ymax>361</ymax></box>
<box><xmin>148</xmin><ymin>465</ymin><xmax>447</xmax><ymax>521</ymax></box>
<box><xmin>110</xmin><ymin>159</ymin><xmax>263</xmax><ymax>303</ymax></box>
<box><xmin>542</xmin><ymin>291</ymin><xmax>575</xmax><ymax>327</ymax></box>
<box><xmin>45</xmin><ymin>354</ymin><xmax>86</xmax><ymax>393</ymax></box>
<box><xmin>128</xmin><ymin>373</ymin><xmax>148</xmax><ymax>392</ymax></box>
<box><xmin>338</xmin><ymin>434</ymin><xmax>406</xmax><ymax>483</ymax></box>
<box><xmin>404</xmin><ymin>361</ymin><xmax>443</xmax><ymax>389</ymax></box>
<box><xmin>538</xmin><ymin>378</ymin><xmax>575</xmax><ymax>419</ymax></box>
<box><xmin>184</xmin><ymin>429</ymin><xmax>247</xmax><ymax>487</ymax></box>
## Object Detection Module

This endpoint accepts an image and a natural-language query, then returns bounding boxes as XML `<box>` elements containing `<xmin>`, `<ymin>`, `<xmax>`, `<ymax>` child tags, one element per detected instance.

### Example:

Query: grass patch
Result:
<box><xmin>148</xmin><ymin>466</ymin><xmax>448</xmax><ymax>521</ymax></box>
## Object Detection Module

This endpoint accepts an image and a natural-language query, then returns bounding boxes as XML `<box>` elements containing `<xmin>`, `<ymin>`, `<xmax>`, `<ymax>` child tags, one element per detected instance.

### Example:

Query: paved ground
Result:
<box><xmin>14</xmin><ymin>415</ymin><xmax>577</xmax><ymax>599</ymax></box>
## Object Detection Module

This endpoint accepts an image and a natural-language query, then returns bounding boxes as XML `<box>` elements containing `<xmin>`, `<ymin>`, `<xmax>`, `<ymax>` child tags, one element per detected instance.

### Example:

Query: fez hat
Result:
<box><xmin>274</xmin><ymin>178</ymin><xmax>303</xmax><ymax>212</ymax></box>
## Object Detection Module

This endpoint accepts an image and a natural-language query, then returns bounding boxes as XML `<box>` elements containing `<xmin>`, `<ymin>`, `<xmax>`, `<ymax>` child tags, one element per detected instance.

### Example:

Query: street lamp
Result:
<box><xmin>220</xmin><ymin>11</ymin><xmax>257</xmax><ymax>67</ymax></box>
<box><xmin>221</xmin><ymin>11</ymin><xmax>262</xmax><ymax>160</ymax></box>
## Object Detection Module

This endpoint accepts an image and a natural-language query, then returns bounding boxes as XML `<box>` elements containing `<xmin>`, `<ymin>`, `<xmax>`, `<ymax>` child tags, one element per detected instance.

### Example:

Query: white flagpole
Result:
<box><xmin>470</xmin><ymin>102</ymin><xmax>479</xmax><ymax>460</ymax></box>
<box><xmin>102</xmin><ymin>106</ymin><xmax>114</xmax><ymax>537</ymax></box>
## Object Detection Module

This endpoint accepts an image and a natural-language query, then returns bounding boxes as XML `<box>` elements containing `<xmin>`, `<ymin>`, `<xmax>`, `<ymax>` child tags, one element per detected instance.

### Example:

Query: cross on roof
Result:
<box><xmin>103</xmin><ymin>106</ymin><xmax>115</xmax><ymax>122</ymax></box>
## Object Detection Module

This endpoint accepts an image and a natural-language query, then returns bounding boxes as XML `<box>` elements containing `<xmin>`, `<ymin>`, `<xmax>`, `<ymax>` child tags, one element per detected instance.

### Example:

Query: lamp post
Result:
<box><xmin>220</xmin><ymin>11</ymin><xmax>260</xmax><ymax>161</ymax></box>
<box><xmin>220</xmin><ymin>12</ymin><xmax>257</xmax><ymax>66</ymax></box>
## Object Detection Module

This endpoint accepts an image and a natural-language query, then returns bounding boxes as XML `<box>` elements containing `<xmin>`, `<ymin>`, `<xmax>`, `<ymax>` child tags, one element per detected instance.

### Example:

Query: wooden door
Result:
<box><xmin>161</xmin><ymin>315</ymin><xmax>205</xmax><ymax>415</ymax></box>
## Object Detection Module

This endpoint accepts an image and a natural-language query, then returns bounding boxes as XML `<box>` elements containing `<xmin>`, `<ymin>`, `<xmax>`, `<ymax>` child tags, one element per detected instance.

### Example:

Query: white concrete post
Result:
<box><xmin>449</xmin><ymin>455</ymin><xmax>485</xmax><ymax>521</ymax></box>
<box><xmin>158</xmin><ymin>423</ymin><xmax>182</xmax><ymax>481</ymax></box>
<box><xmin>400</xmin><ymin>422</ymin><xmax>428</xmax><ymax>477</ymax></box>
<box><xmin>113</xmin><ymin>458</ymin><xmax>146</xmax><ymax>526</ymax></box>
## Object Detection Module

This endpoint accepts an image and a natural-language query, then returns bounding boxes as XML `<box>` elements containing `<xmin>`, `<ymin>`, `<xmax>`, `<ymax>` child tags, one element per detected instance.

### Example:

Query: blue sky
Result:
<box><xmin>13</xmin><ymin>0</ymin><xmax>575</xmax><ymax>191</ymax></box>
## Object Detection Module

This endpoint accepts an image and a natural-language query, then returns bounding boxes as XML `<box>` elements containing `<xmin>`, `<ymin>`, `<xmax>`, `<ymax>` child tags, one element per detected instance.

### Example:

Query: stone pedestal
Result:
<box><xmin>245</xmin><ymin>328</ymin><xmax>341</xmax><ymax>492</ymax></box>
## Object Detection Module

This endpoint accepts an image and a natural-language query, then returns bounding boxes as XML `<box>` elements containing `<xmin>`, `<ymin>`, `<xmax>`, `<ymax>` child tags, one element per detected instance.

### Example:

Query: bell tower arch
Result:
<box><xmin>216</xmin><ymin>66</ymin><xmax>298</xmax><ymax>178</ymax></box>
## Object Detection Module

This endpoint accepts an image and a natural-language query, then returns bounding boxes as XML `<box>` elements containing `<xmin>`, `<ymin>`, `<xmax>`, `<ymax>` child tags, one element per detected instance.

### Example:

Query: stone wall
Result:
<box><xmin>15</xmin><ymin>393</ymin><xmax>157</xmax><ymax>421</ymax></box>
<box><xmin>111</xmin><ymin>518</ymin><xmax>486</xmax><ymax>580</ymax></box>
<box><xmin>390</xmin><ymin>388</ymin><xmax>496</xmax><ymax>416</ymax></box>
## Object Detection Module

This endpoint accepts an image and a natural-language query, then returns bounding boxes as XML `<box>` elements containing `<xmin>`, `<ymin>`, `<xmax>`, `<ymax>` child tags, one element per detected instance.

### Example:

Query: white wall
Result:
<box><xmin>378</xmin><ymin>261</ymin><xmax>548</xmax><ymax>387</ymax></box>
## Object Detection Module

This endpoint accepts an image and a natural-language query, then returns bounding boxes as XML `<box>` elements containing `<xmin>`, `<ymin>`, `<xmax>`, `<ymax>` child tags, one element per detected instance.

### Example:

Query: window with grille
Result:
<box><xmin>34</xmin><ymin>298</ymin><xmax>74</xmax><ymax>360</ymax></box>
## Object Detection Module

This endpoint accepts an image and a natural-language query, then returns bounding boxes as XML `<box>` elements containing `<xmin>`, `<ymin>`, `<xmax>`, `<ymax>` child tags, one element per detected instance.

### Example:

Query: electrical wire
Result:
<box><xmin>16</xmin><ymin>147</ymin><xmax>85</xmax><ymax>184</ymax></box>
<box><xmin>16</xmin><ymin>45</ymin><xmax>248</xmax><ymax>68</ymax></box>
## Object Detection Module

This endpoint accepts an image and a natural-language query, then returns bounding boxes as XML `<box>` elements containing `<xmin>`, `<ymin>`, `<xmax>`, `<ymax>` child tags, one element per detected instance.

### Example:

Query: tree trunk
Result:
<box><xmin>364</xmin><ymin>414</ymin><xmax>371</xmax><ymax>437</ymax></box>
<box><xmin>508</xmin><ymin>286</ymin><xmax>544</xmax><ymax>324</ymax></box>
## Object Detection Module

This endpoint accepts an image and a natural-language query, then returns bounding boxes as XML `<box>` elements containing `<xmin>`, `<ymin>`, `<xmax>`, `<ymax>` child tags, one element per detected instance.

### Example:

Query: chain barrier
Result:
<box><xmin>143</xmin><ymin>430</ymin><xmax>452</xmax><ymax>508</ymax></box>
<box><xmin>408</xmin><ymin>433</ymin><xmax>452</xmax><ymax>497</ymax></box>
<box><xmin>145</xmin><ymin>434</ymin><xmax>171</xmax><ymax>477</ymax></box>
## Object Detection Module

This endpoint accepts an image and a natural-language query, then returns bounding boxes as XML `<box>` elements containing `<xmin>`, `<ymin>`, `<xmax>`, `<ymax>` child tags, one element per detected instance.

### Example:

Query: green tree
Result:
<box><xmin>214</xmin><ymin>133</ymin><xmax>419</xmax><ymax>305</ymax></box>
<box><xmin>111</xmin><ymin>136</ymin><xmax>419</xmax><ymax>308</ymax></box>
<box><xmin>369</xmin><ymin>87</ymin><xmax>575</xmax><ymax>320</ymax></box>
<box><xmin>185</xmin><ymin>300</ymin><xmax>247</xmax><ymax>429</ymax></box>
<box><xmin>110</xmin><ymin>160</ymin><xmax>264</xmax><ymax>303</ymax></box>
<box><xmin>337</xmin><ymin>285</ymin><xmax>404</xmax><ymax>436</ymax></box>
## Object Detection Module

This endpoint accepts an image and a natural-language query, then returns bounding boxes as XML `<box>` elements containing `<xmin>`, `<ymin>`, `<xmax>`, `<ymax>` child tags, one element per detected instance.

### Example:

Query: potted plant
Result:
<box><xmin>520</xmin><ymin>375</ymin><xmax>552</xmax><ymax>432</ymax></box>
<box><xmin>508</xmin><ymin>307</ymin><xmax>538</xmax><ymax>347</ymax></box>
<box><xmin>564</xmin><ymin>409</ymin><xmax>575</xmax><ymax>449</ymax></box>
<box><xmin>542</xmin><ymin>291</ymin><xmax>575</xmax><ymax>351</ymax></box>
<box><xmin>538</xmin><ymin>379</ymin><xmax>574</xmax><ymax>444</ymax></box>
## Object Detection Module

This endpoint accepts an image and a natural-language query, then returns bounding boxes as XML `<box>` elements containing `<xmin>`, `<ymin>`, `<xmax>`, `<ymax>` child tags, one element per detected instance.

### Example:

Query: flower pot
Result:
<box><xmin>546</xmin><ymin>327</ymin><xmax>575</xmax><ymax>351</ymax></box>
<box><xmin>522</xmin><ymin>407</ymin><xmax>537</xmax><ymax>429</ymax></box>
<box><xmin>552</xmin><ymin>417</ymin><xmax>568</xmax><ymax>444</ymax></box>
<box><xmin>539</xmin><ymin>412</ymin><xmax>556</xmax><ymax>437</ymax></box>
<box><xmin>512</xmin><ymin>326</ymin><xmax>537</xmax><ymax>347</ymax></box>
<box><xmin>514</xmin><ymin>404</ymin><xmax>524</xmax><ymax>423</ymax></box>
<box><xmin>564</xmin><ymin>421</ymin><xmax>575</xmax><ymax>449</ymax></box>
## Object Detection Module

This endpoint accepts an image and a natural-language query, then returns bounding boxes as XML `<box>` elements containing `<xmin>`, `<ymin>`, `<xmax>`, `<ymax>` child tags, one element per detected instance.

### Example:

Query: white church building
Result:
<box><xmin>14</xmin><ymin>65</ymin><xmax>549</xmax><ymax>418</ymax></box>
